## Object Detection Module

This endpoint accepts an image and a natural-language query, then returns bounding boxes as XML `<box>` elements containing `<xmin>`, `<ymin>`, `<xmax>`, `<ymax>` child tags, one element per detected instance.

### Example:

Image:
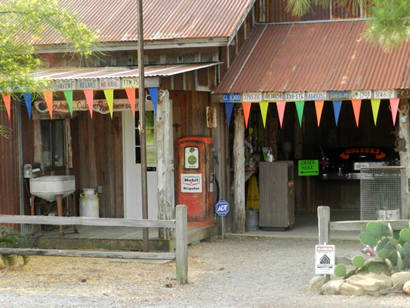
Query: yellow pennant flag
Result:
<box><xmin>259</xmin><ymin>101</ymin><xmax>269</xmax><ymax>128</ymax></box>
<box><xmin>104</xmin><ymin>89</ymin><xmax>114</xmax><ymax>118</ymax></box>
<box><xmin>371</xmin><ymin>99</ymin><xmax>381</xmax><ymax>126</ymax></box>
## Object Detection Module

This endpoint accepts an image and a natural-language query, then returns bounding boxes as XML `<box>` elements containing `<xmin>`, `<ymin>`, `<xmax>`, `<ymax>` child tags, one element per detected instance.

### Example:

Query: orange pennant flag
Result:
<box><xmin>314</xmin><ymin>100</ymin><xmax>325</xmax><ymax>127</ymax></box>
<box><xmin>351</xmin><ymin>99</ymin><xmax>362</xmax><ymax>127</ymax></box>
<box><xmin>390</xmin><ymin>98</ymin><xmax>400</xmax><ymax>126</ymax></box>
<box><xmin>276</xmin><ymin>101</ymin><xmax>286</xmax><ymax>128</ymax></box>
<box><xmin>242</xmin><ymin>102</ymin><xmax>252</xmax><ymax>128</ymax></box>
<box><xmin>83</xmin><ymin>90</ymin><xmax>94</xmax><ymax>118</ymax></box>
<box><xmin>43</xmin><ymin>91</ymin><xmax>54</xmax><ymax>119</ymax></box>
<box><xmin>1</xmin><ymin>94</ymin><xmax>11</xmax><ymax>120</ymax></box>
<box><xmin>125</xmin><ymin>88</ymin><xmax>136</xmax><ymax>117</ymax></box>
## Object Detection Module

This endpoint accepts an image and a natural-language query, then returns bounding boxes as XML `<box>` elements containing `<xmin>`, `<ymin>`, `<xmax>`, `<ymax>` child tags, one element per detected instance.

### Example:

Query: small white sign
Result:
<box><xmin>242</xmin><ymin>92</ymin><xmax>262</xmax><ymax>102</ymax></box>
<box><xmin>184</xmin><ymin>147</ymin><xmax>199</xmax><ymax>169</ymax></box>
<box><xmin>284</xmin><ymin>92</ymin><xmax>305</xmax><ymax>101</ymax></box>
<box><xmin>315</xmin><ymin>245</ymin><xmax>335</xmax><ymax>275</ymax></box>
<box><xmin>352</xmin><ymin>90</ymin><xmax>372</xmax><ymax>100</ymax></box>
<box><xmin>181</xmin><ymin>174</ymin><xmax>202</xmax><ymax>193</ymax></box>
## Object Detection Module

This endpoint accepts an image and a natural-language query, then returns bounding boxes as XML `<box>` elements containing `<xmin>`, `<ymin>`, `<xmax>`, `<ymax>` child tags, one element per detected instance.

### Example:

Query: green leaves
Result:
<box><xmin>334</xmin><ymin>264</ymin><xmax>347</xmax><ymax>277</ymax></box>
<box><xmin>0</xmin><ymin>225</ymin><xmax>29</xmax><ymax>267</ymax></box>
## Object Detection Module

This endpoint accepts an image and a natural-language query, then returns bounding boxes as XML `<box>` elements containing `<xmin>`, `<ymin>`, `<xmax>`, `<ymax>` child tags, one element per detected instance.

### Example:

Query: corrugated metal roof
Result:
<box><xmin>217</xmin><ymin>21</ymin><xmax>410</xmax><ymax>93</ymax></box>
<box><xmin>35</xmin><ymin>0</ymin><xmax>255</xmax><ymax>45</ymax></box>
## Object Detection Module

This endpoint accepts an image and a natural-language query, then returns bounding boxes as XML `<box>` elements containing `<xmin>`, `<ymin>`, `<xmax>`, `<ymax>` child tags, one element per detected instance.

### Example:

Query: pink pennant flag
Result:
<box><xmin>314</xmin><ymin>100</ymin><xmax>324</xmax><ymax>127</ymax></box>
<box><xmin>1</xmin><ymin>94</ymin><xmax>11</xmax><ymax>120</ymax></box>
<box><xmin>351</xmin><ymin>100</ymin><xmax>362</xmax><ymax>127</ymax></box>
<box><xmin>125</xmin><ymin>88</ymin><xmax>136</xmax><ymax>116</ymax></box>
<box><xmin>242</xmin><ymin>102</ymin><xmax>252</xmax><ymax>128</ymax></box>
<box><xmin>43</xmin><ymin>91</ymin><xmax>54</xmax><ymax>119</ymax></box>
<box><xmin>83</xmin><ymin>90</ymin><xmax>94</xmax><ymax>118</ymax></box>
<box><xmin>389</xmin><ymin>98</ymin><xmax>400</xmax><ymax>126</ymax></box>
<box><xmin>276</xmin><ymin>101</ymin><xmax>286</xmax><ymax>128</ymax></box>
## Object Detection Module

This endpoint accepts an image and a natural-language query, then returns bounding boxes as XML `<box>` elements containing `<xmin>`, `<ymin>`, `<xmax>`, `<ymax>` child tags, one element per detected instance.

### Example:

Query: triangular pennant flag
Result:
<box><xmin>104</xmin><ymin>89</ymin><xmax>114</xmax><ymax>118</ymax></box>
<box><xmin>351</xmin><ymin>99</ymin><xmax>362</xmax><ymax>127</ymax></box>
<box><xmin>314</xmin><ymin>100</ymin><xmax>325</xmax><ymax>127</ymax></box>
<box><xmin>64</xmin><ymin>90</ymin><xmax>73</xmax><ymax>116</ymax></box>
<box><xmin>332</xmin><ymin>101</ymin><xmax>342</xmax><ymax>126</ymax></box>
<box><xmin>125</xmin><ymin>88</ymin><xmax>136</xmax><ymax>117</ymax></box>
<box><xmin>259</xmin><ymin>101</ymin><xmax>269</xmax><ymax>128</ymax></box>
<box><xmin>83</xmin><ymin>90</ymin><xmax>94</xmax><ymax>118</ymax></box>
<box><xmin>276</xmin><ymin>101</ymin><xmax>286</xmax><ymax>128</ymax></box>
<box><xmin>23</xmin><ymin>93</ymin><xmax>32</xmax><ymax>118</ymax></box>
<box><xmin>1</xmin><ymin>94</ymin><xmax>11</xmax><ymax>120</ymax></box>
<box><xmin>43</xmin><ymin>91</ymin><xmax>54</xmax><ymax>119</ymax></box>
<box><xmin>390</xmin><ymin>98</ymin><xmax>400</xmax><ymax>126</ymax></box>
<box><xmin>148</xmin><ymin>88</ymin><xmax>158</xmax><ymax>114</ymax></box>
<box><xmin>242</xmin><ymin>102</ymin><xmax>252</xmax><ymax>128</ymax></box>
<box><xmin>225</xmin><ymin>103</ymin><xmax>234</xmax><ymax>127</ymax></box>
<box><xmin>370</xmin><ymin>99</ymin><xmax>381</xmax><ymax>126</ymax></box>
<box><xmin>295</xmin><ymin>101</ymin><xmax>305</xmax><ymax>127</ymax></box>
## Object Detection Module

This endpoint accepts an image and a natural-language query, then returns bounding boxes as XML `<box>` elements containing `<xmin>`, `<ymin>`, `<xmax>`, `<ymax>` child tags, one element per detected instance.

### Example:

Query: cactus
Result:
<box><xmin>399</xmin><ymin>228</ymin><xmax>410</xmax><ymax>243</ymax></box>
<box><xmin>334</xmin><ymin>264</ymin><xmax>347</xmax><ymax>277</ymax></box>
<box><xmin>352</xmin><ymin>255</ymin><xmax>365</xmax><ymax>268</ymax></box>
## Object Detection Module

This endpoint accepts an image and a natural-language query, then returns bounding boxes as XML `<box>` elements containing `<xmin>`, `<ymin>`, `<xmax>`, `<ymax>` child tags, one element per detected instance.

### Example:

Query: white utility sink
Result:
<box><xmin>30</xmin><ymin>175</ymin><xmax>75</xmax><ymax>202</ymax></box>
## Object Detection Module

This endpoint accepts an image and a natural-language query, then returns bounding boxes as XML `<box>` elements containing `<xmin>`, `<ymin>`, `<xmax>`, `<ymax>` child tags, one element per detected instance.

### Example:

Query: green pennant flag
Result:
<box><xmin>371</xmin><ymin>99</ymin><xmax>381</xmax><ymax>126</ymax></box>
<box><xmin>295</xmin><ymin>101</ymin><xmax>305</xmax><ymax>127</ymax></box>
<box><xmin>63</xmin><ymin>90</ymin><xmax>73</xmax><ymax>116</ymax></box>
<box><xmin>259</xmin><ymin>101</ymin><xmax>269</xmax><ymax>128</ymax></box>
<box><xmin>104</xmin><ymin>89</ymin><xmax>114</xmax><ymax>118</ymax></box>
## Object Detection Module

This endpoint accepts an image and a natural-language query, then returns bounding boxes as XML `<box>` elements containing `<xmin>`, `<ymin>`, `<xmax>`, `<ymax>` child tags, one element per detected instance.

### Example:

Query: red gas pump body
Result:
<box><xmin>177</xmin><ymin>137</ymin><xmax>214</xmax><ymax>226</ymax></box>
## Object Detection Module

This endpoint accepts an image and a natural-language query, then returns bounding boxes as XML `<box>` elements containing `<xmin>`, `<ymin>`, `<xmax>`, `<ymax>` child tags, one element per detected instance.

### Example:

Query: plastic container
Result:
<box><xmin>80</xmin><ymin>188</ymin><xmax>99</xmax><ymax>218</ymax></box>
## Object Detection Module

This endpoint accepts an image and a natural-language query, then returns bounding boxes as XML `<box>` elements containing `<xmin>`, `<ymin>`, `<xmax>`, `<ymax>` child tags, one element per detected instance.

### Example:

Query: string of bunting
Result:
<box><xmin>223</xmin><ymin>99</ymin><xmax>401</xmax><ymax>128</ymax></box>
<box><xmin>0</xmin><ymin>88</ymin><xmax>159</xmax><ymax>119</ymax></box>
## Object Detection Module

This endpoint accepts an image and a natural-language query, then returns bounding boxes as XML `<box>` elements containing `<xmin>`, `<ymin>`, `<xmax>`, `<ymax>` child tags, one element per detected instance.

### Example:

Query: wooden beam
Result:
<box><xmin>399</xmin><ymin>99</ymin><xmax>410</xmax><ymax>219</ymax></box>
<box><xmin>0</xmin><ymin>248</ymin><xmax>175</xmax><ymax>260</ymax></box>
<box><xmin>331</xmin><ymin>220</ymin><xmax>410</xmax><ymax>231</ymax></box>
<box><xmin>317</xmin><ymin>206</ymin><xmax>330</xmax><ymax>244</ymax></box>
<box><xmin>233</xmin><ymin>106</ymin><xmax>246</xmax><ymax>233</ymax></box>
<box><xmin>175</xmin><ymin>205</ymin><xmax>188</xmax><ymax>284</ymax></box>
<box><xmin>0</xmin><ymin>215</ymin><xmax>176</xmax><ymax>228</ymax></box>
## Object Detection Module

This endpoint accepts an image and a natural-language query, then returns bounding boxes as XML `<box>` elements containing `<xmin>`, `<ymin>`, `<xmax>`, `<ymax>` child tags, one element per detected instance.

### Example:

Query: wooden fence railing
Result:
<box><xmin>0</xmin><ymin>204</ymin><xmax>188</xmax><ymax>284</ymax></box>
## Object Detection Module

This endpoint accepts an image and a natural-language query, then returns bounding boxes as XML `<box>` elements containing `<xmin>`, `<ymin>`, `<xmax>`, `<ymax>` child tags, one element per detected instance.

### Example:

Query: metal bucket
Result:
<box><xmin>246</xmin><ymin>210</ymin><xmax>259</xmax><ymax>231</ymax></box>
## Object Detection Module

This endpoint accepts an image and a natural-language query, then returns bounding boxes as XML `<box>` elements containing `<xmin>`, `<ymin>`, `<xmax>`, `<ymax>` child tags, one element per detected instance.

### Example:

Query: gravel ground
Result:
<box><xmin>0</xmin><ymin>237</ymin><xmax>409</xmax><ymax>307</ymax></box>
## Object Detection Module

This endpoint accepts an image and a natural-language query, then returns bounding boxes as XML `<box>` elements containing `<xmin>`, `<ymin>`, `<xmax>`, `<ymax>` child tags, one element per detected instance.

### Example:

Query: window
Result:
<box><xmin>135</xmin><ymin>111</ymin><xmax>157</xmax><ymax>167</ymax></box>
<box><xmin>40</xmin><ymin>120</ymin><xmax>65</xmax><ymax>170</ymax></box>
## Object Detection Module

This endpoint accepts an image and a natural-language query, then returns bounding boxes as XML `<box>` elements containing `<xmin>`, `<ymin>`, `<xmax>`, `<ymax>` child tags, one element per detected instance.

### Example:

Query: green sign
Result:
<box><xmin>298</xmin><ymin>160</ymin><xmax>319</xmax><ymax>176</ymax></box>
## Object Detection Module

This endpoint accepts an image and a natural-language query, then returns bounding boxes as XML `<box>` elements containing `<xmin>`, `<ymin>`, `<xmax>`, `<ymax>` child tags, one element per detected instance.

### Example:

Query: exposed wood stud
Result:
<box><xmin>318</xmin><ymin>206</ymin><xmax>330</xmax><ymax>244</ymax></box>
<box><xmin>176</xmin><ymin>205</ymin><xmax>188</xmax><ymax>284</ymax></box>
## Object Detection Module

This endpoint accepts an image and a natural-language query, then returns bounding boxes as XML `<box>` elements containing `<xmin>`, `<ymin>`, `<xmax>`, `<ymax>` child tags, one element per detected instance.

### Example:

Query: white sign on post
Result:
<box><xmin>315</xmin><ymin>245</ymin><xmax>335</xmax><ymax>275</ymax></box>
<box><xmin>181</xmin><ymin>174</ymin><xmax>202</xmax><ymax>193</ymax></box>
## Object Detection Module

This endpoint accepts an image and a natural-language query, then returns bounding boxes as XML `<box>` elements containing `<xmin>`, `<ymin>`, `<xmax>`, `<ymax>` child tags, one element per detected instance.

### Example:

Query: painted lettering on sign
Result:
<box><xmin>306</xmin><ymin>92</ymin><xmax>328</xmax><ymax>101</ymax></box>
<box><xmin>121</xmin><ymin>78</ymin><xmax>139</xmax><ymax>89</ymax></box>
<box><xmin>263</xmin><ymin>92</ymin><xmax>283</xmax><ymax>101</ymax></box>
<box><xmin>77</xmin><ymin>78</ymin><xmax>99</xmax><ymax>90</ymax></box>
<box><xmin>351</xmin><ymin>90</ymin><xmax>371</xmax><ymax>100</ymax></box>
<box><xmin>373</xmin><ymin>90</ymin><xmax>396</xmax><ymax>99</ymax></box>
<box><xmin>242</xmin><ymin>92</ymin><xmax>262</xmax><ymax>102</ymax></box>
<box><xmin>315</xmin><ymin>245</ymin><xmax>335</xmax><ymax>275</ymax></box>
<box><xmin>100</xmin><ymin>78</ymin><xmax>121</xmax><ymax>89</ymax></box>
<box><xmin>284</xmin><ymin>92</ymin><xmax>305</xmax><ymax>101</ymax></box>
<box><xmin>298</xmin><ymin>160</ymin><xmax>319</xmax><ymax>176</ymax></box>
<box><xmin>222</xmin><ymin>93</ymin><xmax>242</xmax><ymax>103</ymax></box>
<box><xmin>328</xmin><ymin>91</ymin><xmax>350</xmax><ymax>100</ymax></box>
<box><xmin>181</xmin><ymin>174</ymin><xmax>202</xmax><ymax>193</ymax></box>
<box><xmin>52</xmin><ymin>79</ymin><xmax>76</xmax><ymax>91</ymax></box>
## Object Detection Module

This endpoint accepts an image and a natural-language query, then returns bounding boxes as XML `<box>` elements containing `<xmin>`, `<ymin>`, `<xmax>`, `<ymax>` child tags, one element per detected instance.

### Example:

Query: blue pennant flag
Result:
<box><xmin>148</xmin><ymin>88</ymin><xmax>158</xmax><ymax>114</ymax></box>
<box><xmin>332</xmin><ymin>101</ymin><xmax>342</xmax><ymax>126</ymax></box>
<box><xmin>225</xmin><ymin>103</ymin><xmax>234</xmax><ymax>127</ymax></box>
<box><xmin>23</xmin><ymin>93</ymin><xmax>32</xmax><ymax>118</ymax></box>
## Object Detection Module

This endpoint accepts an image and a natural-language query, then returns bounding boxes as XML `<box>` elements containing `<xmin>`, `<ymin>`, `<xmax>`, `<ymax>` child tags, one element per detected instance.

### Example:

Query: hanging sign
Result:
<box><xmin>328</xmin><ymin>91</ymin><xmax>350</xmax><ymax>100</ymax></box>
<box><xmin>263</xmin><ymin>92</ymin><xmax>283</xmax><ymax>102</ymax></box>
<box><xmin>100</xmin><ymin>78</ymin><xmax>121</xmax><ymax>89</ymax></box>
<box><xmin>52</xmin><ymin>79</ymin><xmax>76</xmax><ymax>91</ymax></box>
<box><xmin>242</xmin><ymin>92</ymin><xmax>262</xmax><ymax>102</ymax></box>
<box><xmin>298</xmin><ymin>160</ymin><xmax>319</xmax><ymax>176</ymax></box>
<box><xmin>181</xmin><ymin>174</ymin><xmax>202</xmax><ymax>193</ymax></box>
<box><xmin>306</xmin><ymin>92</ymin><xmax>328</xmax><ymax>101</ymax></box>
<box><xmin>315</xmin><ymin>245</ymin><xmax>335</xmax><ymax>275</ymax></box>
<box><xmin>284</xmin><ymin>92</ymin><xmax>305</xmax><ymax>101</ymax></box>
<box><xmin>215</xmin><ymin>200</ymin><xmax>230</xmax><ymax>217</ymax></box>
<box><xmin>77</xmin><ymin>78</ymin><xmax>99</xmax><ymax>90</ymax></box>
<box><xmin>373</xmin><ymin>90</ymin><xmax>396</xmax><ymax>99</ymax></box>
<box><xmin>222</xmin><ymin>93</ymin><xmax>241</xmax><ymax>103</ymax></box>
<box><xmin>121</xmin><ymin>78</ymin><xmax>139</xmax><ymax>89</ymax></box>
<box><xmin>352</xmin><ymin>90</ymin><xmax>371</xmax><ymax>100</ymax></box>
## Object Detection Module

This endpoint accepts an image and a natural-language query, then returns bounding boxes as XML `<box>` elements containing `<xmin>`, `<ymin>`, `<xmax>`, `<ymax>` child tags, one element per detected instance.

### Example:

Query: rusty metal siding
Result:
<box><xmin>0</xmin><ymin>105</ymin><xmax>20</xmax><ymax>216</ymax></box>
<box><xmin>35</xmin><ymin>0</ymin><xmax>255</xmax><ymax>45</ymax></box>
<box><xmin>217</xmin><ymin>21</ymin><xmax>410</xmax><ymax>93</ymax></box>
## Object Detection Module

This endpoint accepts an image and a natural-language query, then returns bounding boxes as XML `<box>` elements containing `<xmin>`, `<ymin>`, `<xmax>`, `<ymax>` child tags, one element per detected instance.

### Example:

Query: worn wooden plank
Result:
<box><xmin>331</xmin><ymin>220</ymin><xmax>410</xmax><ymax>231</ymax></box>
<box><xmin>0</xmin><ymin>215</ymin><xmax>176</xmax><ymax>228</ymax></box>
<box><xmin>318</xmin><ymin>206</ymin><xmax>330</xmax><ymax>244</ymax></box>
<box><xmin>0</xmin><ymin>248</ymin><xmax>175</xmax><ymax>260</ymax></box>
<box><xmin>176</xmin><ymin>205</ymin><xmax>188</xmax><ymax>284</ymax></box>
<box><xmin>399</xmin><ymin>99</ymin><xmax>410</xmax><ymax>219</ymax></box>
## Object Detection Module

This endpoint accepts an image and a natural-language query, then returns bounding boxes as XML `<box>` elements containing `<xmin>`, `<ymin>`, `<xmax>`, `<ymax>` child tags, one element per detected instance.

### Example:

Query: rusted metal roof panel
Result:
<box><xmin>217</xmin><ymin>21</ymin><xmax>410</xmax><ymax>93</ymax></box>
<box><xmin>35</xmin><ymin>0</ymin><xmax>255</xmax><ymax>45</ymax></box>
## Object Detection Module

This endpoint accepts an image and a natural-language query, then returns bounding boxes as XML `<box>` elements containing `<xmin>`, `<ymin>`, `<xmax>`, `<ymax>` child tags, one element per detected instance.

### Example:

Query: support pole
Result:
<box><xmin>137</xmin><ymin>0</ymin><xmax>149</xmax><ymax>251</ymax></box>
<box><xmin>176</xmin><ymin>205</ymin><xmax>188</xmax><ymax>284</ymax></box>
<box><xmin>233</xmin><ymin>106</ymin><xmax>246</xmax><ymax>233</ymax></box>
<box><xmin>317</xmin><ymin>206</ymin><xmax>330</xmax><ymax>245</ymax></box>
<box><xmin>399</xmin><ymin>99</ymin><xmax>410</xmax><ymax>219</ymax></box>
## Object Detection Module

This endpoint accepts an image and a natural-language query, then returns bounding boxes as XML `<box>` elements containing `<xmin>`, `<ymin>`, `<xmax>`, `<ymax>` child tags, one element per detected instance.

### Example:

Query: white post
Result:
<box><xmin>176</xmin><ymin>205</ymin><xmax>188</xmax><ymax>284</ymax></box>
<box><xmin>317</xmin><ymin>206</ymin><xmax>330</xmax><ymax>245</ymax></box>
<box><xmin>399</xmin><ymin>100</ymin><xmax>410</xmax><ymax>219</ymax></box>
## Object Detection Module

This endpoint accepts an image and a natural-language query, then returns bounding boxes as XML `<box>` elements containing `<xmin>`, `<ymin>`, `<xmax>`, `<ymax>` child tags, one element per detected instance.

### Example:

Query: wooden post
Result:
<box><xmin>56</xmin><ymin>194</ymin><xmax>64</xmax><ymax>234</ymax></box>
<box><xmin>317</xmin><ymin>206</ymin><xmax>330</xmax><ymax>245</ymax></box>
<box><xmin>176</xmin><ymin>205</ymin><xmax>188</xmax><ymax>284</ymax></box>
<box><xmin>399</xmin><ymin>99</ymin><xmax>410</xmax><ymax>219</ymax></box>
<box><xmin>156</xmin><ymin>90</ymin><xmax>175</xmax><ymax>240</ymax></box>
<box><xmin>233</xmin><ymin>106</ymin><xmax>245</xmax><ymax>233</ymax></box>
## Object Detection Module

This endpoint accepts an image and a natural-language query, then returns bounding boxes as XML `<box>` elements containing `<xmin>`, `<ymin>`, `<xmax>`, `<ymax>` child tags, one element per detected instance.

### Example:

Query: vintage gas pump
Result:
<box><xmin>177</xmin><ymin>137</ymin><xmax>214</xmax><ymax>226</ymax></box>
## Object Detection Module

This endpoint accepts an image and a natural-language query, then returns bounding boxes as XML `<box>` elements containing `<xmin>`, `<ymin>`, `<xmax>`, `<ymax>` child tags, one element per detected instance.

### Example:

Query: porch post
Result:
<box><xmin>233</xmin><ymin>105</ymin><xmax>246</xmax><ymax>233</ymax></box>
<box><xmin>156</xmin><ymin>90</ymin><xmax>175</xmax><ymax>239</ymax></box>
<box><xmin>399</xmin><ymin>99</ymin><xmax>410</xmax><ymax>219</ymax></box>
